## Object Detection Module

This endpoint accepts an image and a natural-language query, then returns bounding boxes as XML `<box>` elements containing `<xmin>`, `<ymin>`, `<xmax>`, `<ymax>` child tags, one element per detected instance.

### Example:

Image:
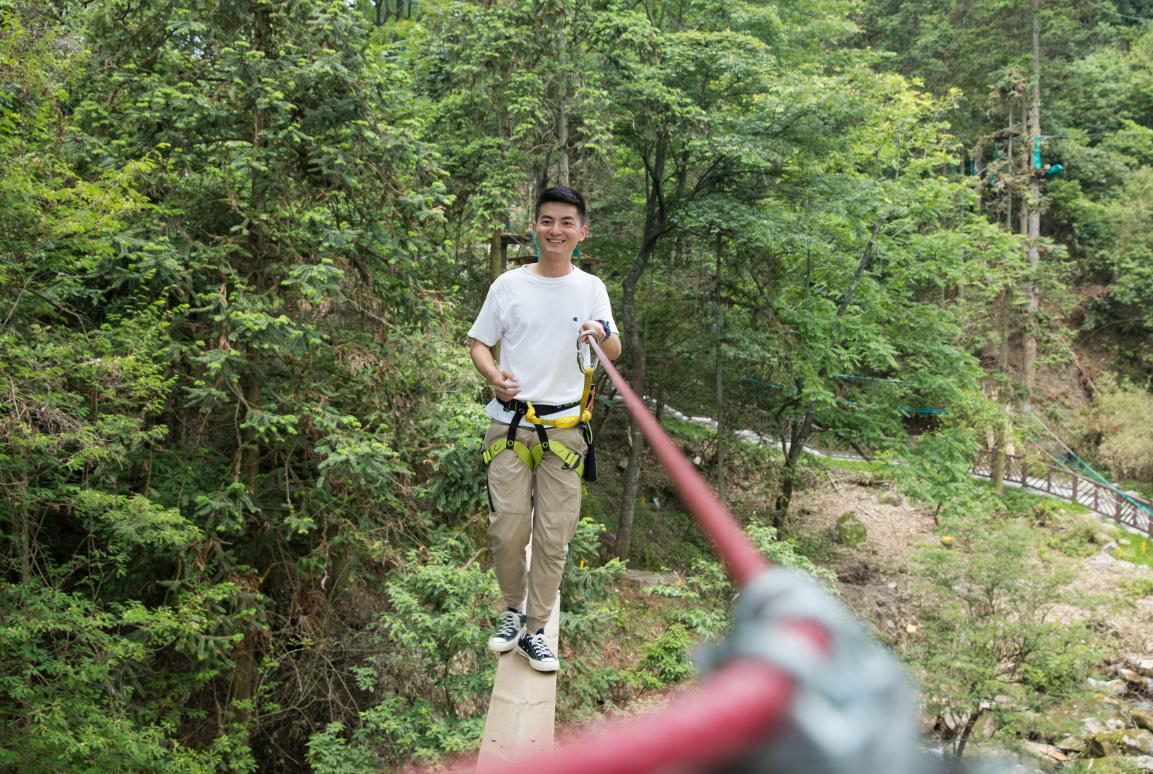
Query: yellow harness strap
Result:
<box><xmin>523</xmin><ymin>366</ymin><xmax>594</xmax><ymax>429</ymax></box>
<box><xmin>484</xmin><ymin>365</ymin><xmax>594</xmax><ymax>471</ymax></box>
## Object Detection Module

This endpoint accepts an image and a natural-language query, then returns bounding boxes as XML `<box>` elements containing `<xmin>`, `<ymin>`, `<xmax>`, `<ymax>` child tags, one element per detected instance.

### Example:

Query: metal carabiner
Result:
<box><xmin>576</xmin><ymin>330</ymin><xmax>600</xmax><ymax>373</ymax></box>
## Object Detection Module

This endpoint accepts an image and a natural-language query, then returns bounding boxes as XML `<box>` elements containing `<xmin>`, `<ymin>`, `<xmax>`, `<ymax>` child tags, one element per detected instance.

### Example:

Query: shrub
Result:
<box><xmin>1094</xmin><ymin>377</ymin><xmax>1153</xmax><ymax>484</ymax></box>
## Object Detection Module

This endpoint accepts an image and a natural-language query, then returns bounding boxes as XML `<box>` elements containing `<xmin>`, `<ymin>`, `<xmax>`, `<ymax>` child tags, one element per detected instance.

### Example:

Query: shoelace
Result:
<box><xmin>495</xmin><ymin>612</ymin><xmax>520</xmax><ymax>638</ymax></box>
<box><xmin>524</xmin><ymin>633</ymin><xmax>554</xmax><ymax>659</ymax></box>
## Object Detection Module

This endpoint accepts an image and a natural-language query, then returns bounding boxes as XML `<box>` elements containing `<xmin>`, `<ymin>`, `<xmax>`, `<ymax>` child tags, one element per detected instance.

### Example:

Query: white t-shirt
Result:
<box><xmin>469</xmin><ymin>265</ymin><xmax>615</xmax><ymax>424</ymax></box>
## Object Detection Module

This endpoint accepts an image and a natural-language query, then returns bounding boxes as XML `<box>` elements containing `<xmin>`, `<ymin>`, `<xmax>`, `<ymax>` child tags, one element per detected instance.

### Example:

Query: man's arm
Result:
<box><xmin>469</xmin><ymin>337</ymin><xmax>521</xmax><ymax>403</ymax></box>
<box><xmin>578</xmin><ymin>320</ymin><xmax>621</xmax><ymax>361</ymax></box>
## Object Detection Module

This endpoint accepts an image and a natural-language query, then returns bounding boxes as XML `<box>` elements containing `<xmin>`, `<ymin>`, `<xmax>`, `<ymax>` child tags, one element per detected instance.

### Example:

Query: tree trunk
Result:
<box><xmin>1022</xmin><ymin>0</ymin><xmax>1042</xmax><ymax>397</ymax></box>
<box><xmin>773</xmin><ymin>410</ymin><xmax>814</xmax><ymax>531</ymax></box>
<box><xmin>714</xmin><ymin>233</ymin><xmax>725</xmax><ymax>503</ymax></box>
<box><xmin>773</xmin><ymin>224</ymin><xmax>879</xmax><ymax>529</ymax></box>
<box><xmin>992</xmin><ymin>416</ymin><xmax>1007</xmax><ymax>496</ymax></box>
<box><xmin>614</xmin><ymin>137</ymin><xmax>667</xmax><ymax>559</ymax></box>
<box><xmin>954</xmin><ymin>707</ymin><xmax>985</xmax><ymax>758</ymax></box>
<box><xmin>489</xmin><ymin>228</ymin><xmax>503</xmax><ymax>282</ymax></box>
<box><xmin>229</xmin><ymin>4</ymin><xmax>270</xmax><ymax>733</ymax></box>
<box><xmin>614</xmin><ymin>239</ymin><xmax>652</xmax><ymax>559</ymax></box>
<box><xmin>556</xmin><ymin>22</ymin><xmax>569</xmax><ymax>187</ymax></box>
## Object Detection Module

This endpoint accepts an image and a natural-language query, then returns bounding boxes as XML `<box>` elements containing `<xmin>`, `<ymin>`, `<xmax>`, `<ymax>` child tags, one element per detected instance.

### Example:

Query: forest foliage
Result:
<box><xmin>3</xmin><ymin>0</ymin><xmax>1153</xmax><ymax>769</ymax></box>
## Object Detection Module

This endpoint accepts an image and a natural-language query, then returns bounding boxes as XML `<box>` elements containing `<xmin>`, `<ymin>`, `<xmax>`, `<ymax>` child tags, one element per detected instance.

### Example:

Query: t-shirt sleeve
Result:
<box><xmin>468</xmin><ymin>284</ymin><xmax>502</xmax><ymax>346</ymax></box>
<box><xmin>590</xmin><ymin>277</ymin><xmax>616</xmax><ymax>333</ymax></box>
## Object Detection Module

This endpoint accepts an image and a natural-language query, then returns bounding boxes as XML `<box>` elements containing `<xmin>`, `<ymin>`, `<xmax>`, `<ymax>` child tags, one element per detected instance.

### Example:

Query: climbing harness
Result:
<box><xmin>482</xmin><ymin>330</ymin><xmax>601</xmax><ymax>481</ymax></box>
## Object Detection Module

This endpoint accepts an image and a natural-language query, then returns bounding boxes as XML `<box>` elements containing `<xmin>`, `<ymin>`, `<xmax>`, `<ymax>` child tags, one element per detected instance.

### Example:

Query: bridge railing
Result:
<box><xmin>972</xmin><ymin>452</ymin><xmax>1153</xmax><ymax>538</ymax></box>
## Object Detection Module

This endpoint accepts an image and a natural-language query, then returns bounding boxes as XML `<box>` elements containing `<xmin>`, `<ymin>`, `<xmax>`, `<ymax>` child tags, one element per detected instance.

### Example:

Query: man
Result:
<box><xmin>468</xmin><ymin>185</ymin><xmax>621</xmax><ymax>672</ymax></box>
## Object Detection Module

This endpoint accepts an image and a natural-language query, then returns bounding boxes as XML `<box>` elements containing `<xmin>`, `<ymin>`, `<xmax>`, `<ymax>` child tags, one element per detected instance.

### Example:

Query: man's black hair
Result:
<box><xmin>535</xmin><ymin>185</ymin><xmax>587</xmax><ymax>224</ymax></box>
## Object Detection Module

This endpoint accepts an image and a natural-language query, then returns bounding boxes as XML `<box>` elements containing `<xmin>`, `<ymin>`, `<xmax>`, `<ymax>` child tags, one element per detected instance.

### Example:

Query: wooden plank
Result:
<box><xmin>477</xmin><ymin>565</ymin><xmax>560</xmax><ymax>768</ymax></box>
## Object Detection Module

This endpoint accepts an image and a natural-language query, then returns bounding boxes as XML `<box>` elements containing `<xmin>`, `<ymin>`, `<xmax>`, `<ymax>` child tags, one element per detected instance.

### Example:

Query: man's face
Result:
<box><xmin>533</xmin><ymin>202</ymin><xmax>587</xmax><ymax>259</ymax></box>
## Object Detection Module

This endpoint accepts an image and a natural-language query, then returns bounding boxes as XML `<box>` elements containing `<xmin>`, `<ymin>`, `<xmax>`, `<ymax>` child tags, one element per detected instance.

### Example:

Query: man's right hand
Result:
<box><xmin>491</xmin><ymin>371</ymin><xmax>520</xmax><ymax>403</ymax></box>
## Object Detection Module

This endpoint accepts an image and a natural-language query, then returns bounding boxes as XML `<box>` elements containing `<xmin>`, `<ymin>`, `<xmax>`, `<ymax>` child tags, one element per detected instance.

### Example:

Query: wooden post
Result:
<box><xmin>490</xmin><ymin>229</ymin><xmax>504</xmax><ymax>282</ymax></box>
<box><xmin>1071</xmin><ymin>474</ymin><xmax>1078</xmax><ymax>505</ymax></box>
<box><xmin>1045</xmin><ymin>465</ymin><xmax>1052</xmax><ymax>494</ymax></box>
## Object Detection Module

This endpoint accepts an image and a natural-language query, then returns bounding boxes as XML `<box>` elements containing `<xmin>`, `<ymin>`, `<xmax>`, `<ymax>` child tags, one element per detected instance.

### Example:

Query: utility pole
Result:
<box><xmin>1022</xmin><ymin>0</ymin><xmax>1042</xmax><ymax>396</ymax></box>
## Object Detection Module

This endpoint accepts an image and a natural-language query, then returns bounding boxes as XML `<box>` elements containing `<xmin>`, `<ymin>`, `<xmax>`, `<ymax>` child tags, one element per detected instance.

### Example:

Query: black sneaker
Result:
<box><xmin>487</xmin><ymin>608</ymin><xmax>525</xmax><ymax>653</ymax></box>
<box><xmin>517</xmin><ymin>628</ymin><xmax>559</xmax><ymax>672</ymax></box>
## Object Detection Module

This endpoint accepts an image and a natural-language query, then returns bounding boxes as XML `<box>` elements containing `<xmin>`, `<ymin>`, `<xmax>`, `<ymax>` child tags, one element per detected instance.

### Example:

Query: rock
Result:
<box><xmin>1089</xmin><ymin>677</ymin><xmax>1129</xmax><ymax>697</ymax></box>
<box><xmin>1020</xmin><ymin>741</ymin><xmax>1070</xmax><ymax>763</ymax></box>
<box><xmin>1134</xmin><ymin>659</ymin><xmax>1153</xmax><ymax>679</ymax></box>
<box><xmin>879</xmin><ymin>491</ymin><xmax>903</xmax><ymax>506</ymax></box>
<box><xmin>1054</xmin><ymin>735</ymin><xmax>1085</xmax><ymax>753</ymax></box>
<box><xmin>1134</xmin><ymin>709</ymin><xmax>1153</xmax><ymax>733</ymax></box>
<box><xmin>1083</xmin><ymin>714</ymin><xmax>1127</xmax><ymax>735</ymax></box>
<box><xmin>1086</xmin><ymin>729</ymin><xmax>1153</xmax><ymax>757</ymax></box>
<box><xmin>833</xmin><ymin>511</ymin><xmax>868</xmax><ymax>547</ymax></box>
<box><xmin>1093</xmin><ymin>532</ymin><xmax>1112</xmax><ymax>545</ymax></box>
<box><xmin>1126</xmin><ymin>730</ymin><xmax>1153</xmax><ymax>756</ymax></box>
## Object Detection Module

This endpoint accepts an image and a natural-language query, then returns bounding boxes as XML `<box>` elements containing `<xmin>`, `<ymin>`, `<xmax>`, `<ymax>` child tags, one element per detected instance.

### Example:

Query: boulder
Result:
<box><xmin>1088</xmin><ymin>677</ymin><xmax>1129</xmax><ymax>697</ymax></box>
<box><xmin>1086</xmin><ymin>729</ymin><xmax>1153</xmax><ymax>757</ymax></box>
<box><xmin>1134</xmin><ymin>709</ymin><xmax>1153</xmax><ymax>733</ymax></box>
<box><xmin>1054</xmin><ymin>735</ymin><xmax>1085</xmax><ymax>753</ymax></box>
<box><xmin>1082</xmin><ymin>714</ymin><xmax>1127</xmax><ymax>735</ymax></box>
<box><xmin>833</xmin><ymin>511</ymin><xmax>868</xmax><ymax>547</ymax></box>
<box><xmin>879</xmin><ymin>491</ymin><xmax>903</xmax><ymax>506</ymax></box>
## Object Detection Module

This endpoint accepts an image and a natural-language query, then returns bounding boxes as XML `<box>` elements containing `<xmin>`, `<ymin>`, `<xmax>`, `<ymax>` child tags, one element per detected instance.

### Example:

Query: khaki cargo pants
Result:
<box><xmin>484</xmin><ymin>421</ymin><xmax>586</xmax><ymax>633</ymax></box>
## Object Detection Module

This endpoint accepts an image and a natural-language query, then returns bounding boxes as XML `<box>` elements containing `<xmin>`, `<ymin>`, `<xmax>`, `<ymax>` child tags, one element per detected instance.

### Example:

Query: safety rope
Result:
<box><xmin>1022</xmin><ymin>408</ymin><xmax>1153</xmax><ymax>519</ymax></box>
<box><xmin>473</xmin><ymin>338</ymin><xmax>829</xmax><ymax>774</ymax></box>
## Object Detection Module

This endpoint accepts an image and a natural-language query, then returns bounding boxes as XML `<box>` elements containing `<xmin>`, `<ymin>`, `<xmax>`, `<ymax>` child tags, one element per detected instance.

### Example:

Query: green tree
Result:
<box><xmin>911</xmin><ymin>509</ymin><xmax>1094</xmax><ymax>758</ymax></box>
<box><xmin>3</xmin><ymin>0</ymin><xmax>460</xmax><ymax>766</ymax></box>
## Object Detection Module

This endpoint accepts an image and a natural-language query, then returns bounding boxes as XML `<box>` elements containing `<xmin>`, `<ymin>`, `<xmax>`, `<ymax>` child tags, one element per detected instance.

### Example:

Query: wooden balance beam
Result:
<box><xmin>476</xmin><ymin>593</ymin><xmax>560</xmax><ymax>766</ymax></box>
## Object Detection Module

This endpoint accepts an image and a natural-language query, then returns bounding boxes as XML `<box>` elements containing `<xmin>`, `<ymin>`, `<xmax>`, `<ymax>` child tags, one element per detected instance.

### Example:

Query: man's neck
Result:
<box><xmin>530</xmin><ymin>255</ymin><xmax>574</xmax><ymax>278</ymax></box>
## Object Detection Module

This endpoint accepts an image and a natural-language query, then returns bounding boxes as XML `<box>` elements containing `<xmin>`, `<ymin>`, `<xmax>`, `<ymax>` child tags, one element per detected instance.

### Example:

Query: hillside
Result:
<box><xmin>586</xmin><ymin>440</ymin><xmax>1153</xmax><ymax>772</ymax></box>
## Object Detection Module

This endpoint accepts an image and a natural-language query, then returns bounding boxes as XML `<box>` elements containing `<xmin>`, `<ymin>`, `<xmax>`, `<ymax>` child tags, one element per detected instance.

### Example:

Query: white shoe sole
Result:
<box><xmin>488</xmin><ymin>635</ymin><xmax>520</xmax><ymax>653</ymax></box>
<box><xmin>486</xmin><ymin>636</ymin><xmax>518</xmax><ymax>655</ymax></box>
<box><xmin>516</xmin><ymin>646</ymin><xmax>559</xmax><ymax>672</ymax></box>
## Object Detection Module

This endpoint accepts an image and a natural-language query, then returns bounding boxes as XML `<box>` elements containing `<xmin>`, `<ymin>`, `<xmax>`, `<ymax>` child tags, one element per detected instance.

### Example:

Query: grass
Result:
<box><xmin>1120</xmin><ymin>575</ymin><xmax>1153</xmax><ymax>600</ymax></box>
<box><xmin>811</xmin><ymin>454</ymin><xmax>897</xmax><ymax>475</ymax></box>
<box><xmin>1117</xmin><ymin>478</ymin><xmax>1153</xmax><ymax>501</ymax></box>
<box><xmin>1112</xmin><ymin>535</ymin><xmax>1153</xmax><ymax>570</ymax></box>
